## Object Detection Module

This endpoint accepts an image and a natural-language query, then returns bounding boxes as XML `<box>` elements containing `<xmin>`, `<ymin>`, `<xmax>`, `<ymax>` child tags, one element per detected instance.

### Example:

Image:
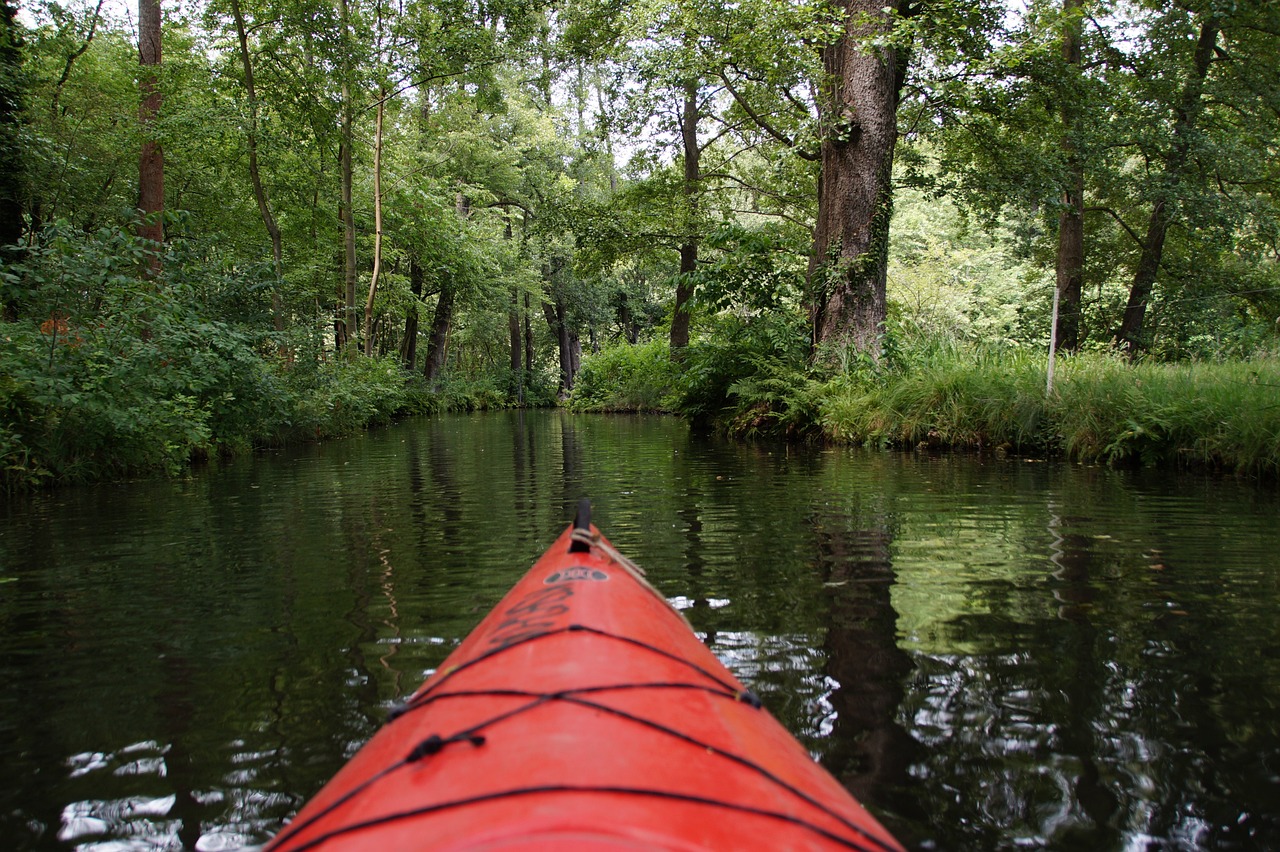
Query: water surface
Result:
<box><xmin>1</xmin><ymin>410</ymin><xmax>1277</xmax><ymax>849</ymax></box>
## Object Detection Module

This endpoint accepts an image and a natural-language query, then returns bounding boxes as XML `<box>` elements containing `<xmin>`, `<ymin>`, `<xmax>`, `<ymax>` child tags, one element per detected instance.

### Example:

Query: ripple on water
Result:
<box><xmin>3</xmin><ymin>415</ymin><xmax>1279</xmax><ymax>850</ymax></box>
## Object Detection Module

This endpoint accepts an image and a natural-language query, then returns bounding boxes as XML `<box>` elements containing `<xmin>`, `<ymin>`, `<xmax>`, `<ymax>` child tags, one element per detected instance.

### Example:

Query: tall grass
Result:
<box><xmin>1049</xmin><ymin>356</ymin><xmax>1280</xmax><ymax>472</ymax></box>
<box><xmin>821</xmin><ymin>346</ymin><xmax>1280</xmax><ymax>475</ymax></box>
<box><xmin>573</xmin><ymin>333</ymin><xmax>1280</xmax><ymax>475</ymax></box>
<box><xmin>821</xmin><ymin>341</ymin><xmax>1049</xmax><ymax>450</ymax></box>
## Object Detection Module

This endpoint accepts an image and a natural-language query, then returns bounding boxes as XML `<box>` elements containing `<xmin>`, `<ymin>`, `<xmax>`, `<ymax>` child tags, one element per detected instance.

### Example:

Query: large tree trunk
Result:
<box><xmin>807</xmin><ymin>0</ymin><xmax>910</xmax><ymax>358</ymax></box>
<box><xmin>230</xmin><ymin>0</ymin><xmax>285</xmax><ymax>333</ymax></box>
<box><xmin>1115</xmin><ymin>17</ymin><xmax>1218</xmax><ymax>355</ymax></box>
<box><xmin>1054</xmin><ymin>0</ymin><xmax>1085</xmax><ymax>352</ymax></box>
<box><xmin>137</xmin><ymin>0</ymin><xmax>163</xmax><ymax>276</ymax></box>
<box><xmin>423</xmin><ymin>286</ymin><xmax>454</xmax><ymax>382</ymax></box>
<box><xmin>670</xmin><ymin>81</ymin><xmax>699</xmax><ymax>353</ymax></box>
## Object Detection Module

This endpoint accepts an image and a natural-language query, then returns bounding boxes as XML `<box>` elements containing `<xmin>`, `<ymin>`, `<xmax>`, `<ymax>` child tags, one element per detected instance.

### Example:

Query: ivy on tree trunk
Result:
<box><xmin>808</xmin><ymin>0</ymin><xmax>911</xmax><ymax>360</ymax></box>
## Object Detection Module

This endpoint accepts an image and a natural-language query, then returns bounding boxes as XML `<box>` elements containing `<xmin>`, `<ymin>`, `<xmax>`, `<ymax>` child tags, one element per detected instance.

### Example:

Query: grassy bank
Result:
<box><xmin>572</xmin><ymin>335</ymin><xmax>1280</xmax><ymax>477</ymax></box>
<box><xmin>823</xmin><ymin>346</ymin><xmax>1280</xmax><ymax>473</ymax></box>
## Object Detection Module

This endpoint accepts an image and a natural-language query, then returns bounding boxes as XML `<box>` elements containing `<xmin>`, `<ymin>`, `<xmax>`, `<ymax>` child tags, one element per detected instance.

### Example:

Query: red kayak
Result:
<box><xmin>268</xmin><ymin>503</ymin><xmax>904</xmax><ymax>851</ymax></box>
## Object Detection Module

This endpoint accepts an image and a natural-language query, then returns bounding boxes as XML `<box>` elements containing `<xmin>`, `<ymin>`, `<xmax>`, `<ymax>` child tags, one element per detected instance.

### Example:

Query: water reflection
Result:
<box><xmin>810</xmin><ymin>504</ymin><xmax>922</xmax><ymax>841</ymax></box>
<box><xmin>1</xmin><ymin>415</ymin><xmax>1279</xmax><ymax>849</ymax></box>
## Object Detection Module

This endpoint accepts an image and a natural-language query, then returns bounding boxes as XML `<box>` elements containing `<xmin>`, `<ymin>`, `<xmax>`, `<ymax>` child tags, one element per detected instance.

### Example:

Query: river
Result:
<box><xmin>1</xmin><ymin>410</ymin><xmax>1277</xmax><ymax>850</ymax></box>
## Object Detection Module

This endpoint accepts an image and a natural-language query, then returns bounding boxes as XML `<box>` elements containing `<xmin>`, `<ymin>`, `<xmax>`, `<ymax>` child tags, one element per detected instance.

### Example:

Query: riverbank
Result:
<box><xmin>570</xmin><ymin>338</ymin><xmax>1280</xmax><ymax>477</ymax></box>
<box><xmin>6</xmin><ymin>317</ymin><xmax>1276</xmax><ymax>490</ymax></box>
<box><xmin>0</xmin><ymin>324</ymin><xmax>505</xmax><ymax>491</ymax></box>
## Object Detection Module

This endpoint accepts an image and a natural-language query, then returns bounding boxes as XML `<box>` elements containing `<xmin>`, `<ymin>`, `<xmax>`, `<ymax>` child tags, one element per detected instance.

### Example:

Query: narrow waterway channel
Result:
<box><xmin>1</xmin><ymin>410</ymin><xmax>1277</xmax><ymax>850</ymax></box>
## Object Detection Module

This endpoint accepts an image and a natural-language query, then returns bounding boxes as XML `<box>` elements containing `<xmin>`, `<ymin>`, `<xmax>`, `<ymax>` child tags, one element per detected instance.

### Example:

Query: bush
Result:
<box><xmin>272</xmin><ymin>354</ymin><xmax>416</xmax><ymax>442</ymax></box>
<box><xmin>0</xmin><ymin>222</ymin><xmax>433</xmax><ymax>489</ymax></box>
<box><xmin>571</xmin><ymin>339</ymin><xmax>680</xmax><ymax>412</ymax></box>
<box><xmin>674</xmin><ymin>312</ymin><xmax>812</xmax><ymax>431</ymax></box>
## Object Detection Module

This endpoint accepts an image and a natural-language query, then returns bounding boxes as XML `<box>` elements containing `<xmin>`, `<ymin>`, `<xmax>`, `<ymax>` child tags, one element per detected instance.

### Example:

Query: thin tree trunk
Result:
<box><xmin>400</xmin><ymin>255</ymin><xmax>422</xmax><ymax>369</ymax></box>
<box><xmin>807</xmin><ymin>0</ymin><xmax>911</xmax><ymax>358</ymax></box>
<box><xmin>1115</xmin><ymin>17</ymin><xmax>1218</xmax><ymax>355</ymax></box>
<box><xmin>401</xmin><ymin>83</ymin><xmax>432</xmax><ymax>370</ymax></box>
<box><xmin>542</xmin><ymin>294</ymin><xmax>574</xmax><ymax>397</ymax></box>
<box><xmin>505</xmin><ymin>214</ymin><xmax>521</xmax><ymax>392</ymax></box>
<box><xmin>1</xmin><ymin>0</ymin><xmax>25</xmax><ymax>274</ymax></box>
<box><xmin>510</xmin><ymin>288</ymin><xmax>523</xmax><ymax>404</ymax></box>
<box><xmin>230</xmin><ymin>0</ymin><xmax>285</xmax><ymax>332</ymax></box>
<box><xmin>363</xmin><ymin>91</ymin><xmax>385</xmax><ymax>356</ymax></box>
<box><xmin>509</xmin><ymin>289</ymin><xmax>522</xmax><ymax>373</ymax></box>
<box><xmin>338</xmin><ymin>0</ymin><xmax>356</xmax><ymax>351</ymax></box>
<box><xmin>597</xmin><ymin>80</ymin><xmax>618</xmax><ymax>194</ymax></box>
<box><xmin>1054</xmin><ymin>0</ymin><xmax>1084</xmax><ymax>352</ymax></box>
<box><xmin>423</xmin><ymin>192</ymin><xmax>469</xmax><ymax>379</ymax></box>
<box><xmin>1115</xmin><ymin>203</ymin><xmax>1170</xmax><ymax>354</ymax></box>
<box><xmin>670</xmin><ymin>80</ymin><xmax>699</xmax><ymax>353</ymax></box>
<box><xmin>50</xmin><ymin>0</ymin><xmax>103</xmax><ymax>116</ymax></box>
<box><xmin>523</xmin><ymin>293</ymin><xmax>533</xmax><ymax>377</ymax></box>
<box><xmin>618</xmin><ymin>292</ymin><xmax>637</xmax><ymax>344</ymax></box>
<box><xmin>137</xmin><ymin>0</ymin><xmax>163</xmax><ymax>276</ymax></box>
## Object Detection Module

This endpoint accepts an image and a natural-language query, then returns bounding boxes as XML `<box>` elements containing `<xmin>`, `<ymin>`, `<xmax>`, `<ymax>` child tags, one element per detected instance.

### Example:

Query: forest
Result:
<box><xmin>1</xmin><ymin>0</ymin><xmax>1278</xmax><ymax>488</ymax></box>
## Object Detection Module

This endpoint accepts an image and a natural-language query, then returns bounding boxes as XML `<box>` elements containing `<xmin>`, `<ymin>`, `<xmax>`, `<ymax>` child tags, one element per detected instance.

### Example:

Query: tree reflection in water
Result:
<box><xmin>810</xmin><ymin>505</ymin><xmax>924</xmax><ymax>845</ymax></box>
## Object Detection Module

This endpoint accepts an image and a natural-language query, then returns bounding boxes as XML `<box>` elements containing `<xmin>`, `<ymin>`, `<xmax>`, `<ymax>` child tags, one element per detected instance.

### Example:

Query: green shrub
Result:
<box><xmin>571</xmin><ymin>339</ymin><xmax>680</xmax><ymax>412</ymax></box>
<box><xmin>674</xmin><ymin>312</ymin><xmax>811</xmax><ymax>430</ymax></box>
<box><xmin>0</xmin><ymin>221</ymin><xmax>434</xmax><ymax>489</ymax></box>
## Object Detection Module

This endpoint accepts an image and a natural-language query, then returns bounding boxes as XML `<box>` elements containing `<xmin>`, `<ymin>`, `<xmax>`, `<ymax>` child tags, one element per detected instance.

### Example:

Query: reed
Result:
<box><xmin>821</xmin><ymin>342</ymin><xmax>1049</xmax><ymax>451</ymax></box>
<box><xmin>820</xmin><ymin>347</ymin><xmax>1280</xmax><ymax>475</ymax></box>
<box><xmin>1048</xmin><ymin>356</ymin><xmax>1280</xmax><ymax>472</ymax></box>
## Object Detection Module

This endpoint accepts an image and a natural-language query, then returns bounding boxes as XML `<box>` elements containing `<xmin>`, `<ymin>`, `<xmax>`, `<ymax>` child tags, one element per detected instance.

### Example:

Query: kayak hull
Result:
<box><xmin>268</xmin><ymin>523</ymin><xmax>903</xmax><ymax>852</ymax></box>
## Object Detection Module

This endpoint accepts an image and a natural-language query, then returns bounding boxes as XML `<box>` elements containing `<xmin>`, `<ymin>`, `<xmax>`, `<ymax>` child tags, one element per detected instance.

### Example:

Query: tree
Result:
<box><xmin>0</xmin><ymin>0</ymin><xmax>23</xmax><ymax>261</ymax></box>
<box><xmin>336</xmin><ymin>0</ymin><xmax>357</xmax><ymax>350</ymax></box>
<box><xmin>669</xmin><ymin>79</ymin><xmax>700</xmax><ymax>352</ymax></box>
<box><xmin>808</xmin><ymin>0</ymin><xmax>913</xmax><ymax>358</ymax></box>
<box><xmin>138</xmin><ymin>0</ymin><xmax>163</xmax><ymax>270</ymax></box>
<box><xmin>1113</xmin><ymin>7</ymin><xmax>1219</xmax><ymax>354</ymax></box>
<box><xmin>1054</xmin><ymin>0</ymin><xmax>1085</xmax><ymax>352</ymax></box>
<box><xmin>228</xmin><ymin>0</ymin><xmax>285</xmax><ymax>331</ymax></box>
<box><xmin>913</xmin><ymin>0</ymin><xmax>1280</xmax><ymax>357</ymax></box>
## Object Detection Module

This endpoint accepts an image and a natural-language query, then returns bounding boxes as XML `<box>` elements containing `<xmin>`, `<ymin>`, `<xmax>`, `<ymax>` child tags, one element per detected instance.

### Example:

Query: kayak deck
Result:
<box><xmin>268</xmin><ymin>510</ymin><xmax>903</xmax><ymax>852</ymax></box>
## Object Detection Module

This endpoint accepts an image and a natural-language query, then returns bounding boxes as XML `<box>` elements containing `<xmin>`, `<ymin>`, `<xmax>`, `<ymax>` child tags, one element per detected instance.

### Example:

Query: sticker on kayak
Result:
<box><xmin>544</xmin><ymin>566</ymin><xmax>609</xmax><ymax>584</ymax></box>
<box><xmin>487</xmin><ymin>585</ymin><xmax>574</xmax><ymax>648</ymax></box>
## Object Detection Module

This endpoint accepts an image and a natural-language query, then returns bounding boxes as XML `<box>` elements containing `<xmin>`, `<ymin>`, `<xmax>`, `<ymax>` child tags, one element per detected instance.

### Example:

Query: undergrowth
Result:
<box><xmin>571</xmin><ymin>329</ymin><xmax>1280</xmax><ymax>477</ymax></box>
<box><xmin>0</xmin><ymin>222</ymin><xmax>500</xmax><ymax>490</ymax></box>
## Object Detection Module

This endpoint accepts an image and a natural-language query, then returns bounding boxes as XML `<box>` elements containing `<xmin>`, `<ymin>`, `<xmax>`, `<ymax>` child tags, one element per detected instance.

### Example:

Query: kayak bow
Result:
<box><xmin>268</xmin><ymin>503</ymin><xmax>904</xmax><ymax>851</ymax></box>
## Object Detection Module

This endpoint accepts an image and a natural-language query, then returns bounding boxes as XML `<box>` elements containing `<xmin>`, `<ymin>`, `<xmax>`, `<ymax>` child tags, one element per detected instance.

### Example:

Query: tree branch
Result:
<box><xmin>1085</xmin><ymin>205</ymin><xmax>1145</xmax><ymax>249</ymax></box>
<box><xmin>718</xmin><ymin>70</ymin><xmax>819</xmax><ymax>161</ymax></box>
